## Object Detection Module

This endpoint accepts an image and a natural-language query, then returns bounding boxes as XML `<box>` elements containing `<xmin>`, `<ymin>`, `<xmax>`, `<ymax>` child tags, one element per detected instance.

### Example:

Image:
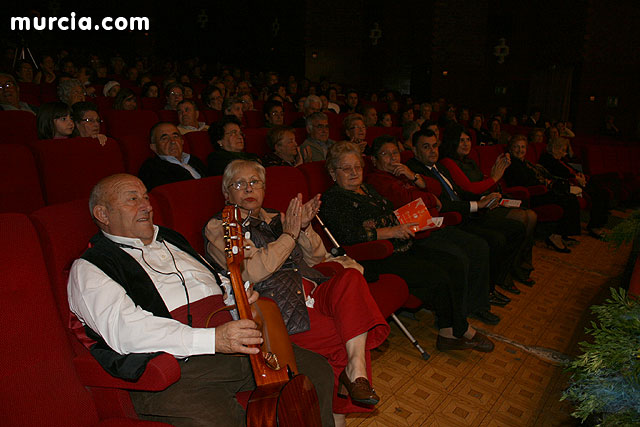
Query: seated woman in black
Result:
<box><xmin>539</xmin><ymin>137</ymin><xmax>610</xmax><ymax>239</ymax></box>
<box><xmin>504</xmin><ymin>134</ymin><xmax>580</xmax><ymax>252</ymax></box>
<box><xmin>320</xmin><ymin>141</ymin><xmax>495</xmax><ymax>354</ymax></box>
<box><xmin>261</xmin><ymin>126</ymin><xmax>303</xmax><ymax>167</ymax></box>
<box><xmin>207</xmin><ymin>115</ymin><xmax>260</xmax><ymax>176</ymax></box>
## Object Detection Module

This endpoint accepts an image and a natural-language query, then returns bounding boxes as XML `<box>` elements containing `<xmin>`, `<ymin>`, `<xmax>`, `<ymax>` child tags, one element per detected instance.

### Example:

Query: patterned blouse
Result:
<box><xmin>319</xmin><ymin>183</ymin><xmax>412</xmax><ymax>253</ymax></box>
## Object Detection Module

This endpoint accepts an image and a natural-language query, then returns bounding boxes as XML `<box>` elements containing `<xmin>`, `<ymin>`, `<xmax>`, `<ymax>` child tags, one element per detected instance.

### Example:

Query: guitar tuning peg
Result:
<box><xmin>244</xmin><ymin>245</ymin><xmax>251</xmax><ymax>250</ymax></box>
<box><xmin>245</xmin><ymin>231</ymin><xmax>251</xmax><ymax>239</ymax></box>
<box><xmin>244</xmin><ymin>280</ymin><xmax>251</xmax><ymax>290</ymax></box>
<box><xmin>232</xmin><ymin>246</ymin><xmax>239</xmax><ymax>255</ymax></box>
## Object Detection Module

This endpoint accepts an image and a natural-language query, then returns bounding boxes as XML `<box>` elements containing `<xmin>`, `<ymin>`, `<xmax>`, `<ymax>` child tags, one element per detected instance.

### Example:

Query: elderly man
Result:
<box><xmin>0</xmin><ymin>73</ymin><xmax>37</xmax><ymax>114</ymax></box>
<box><xmin>138</xmin><ymin>122</ymin><xmax>208</xmax><ymax>191</ymax></box>
<box><xmin>177</xmin><ymin>99</ymin><xmax>209</xmax><ymax>134</ymax></box>
<box><xmin>67</xmin><ymin>173</ymin><xmax>334</xmax><ymax>427</ymax></box>
<box><xmin>291</xmin><ymin>95</ymin><xmax>322</xmax><ymax>128</ymax></box>
<box><xmin>300</xmin><ymin>112</ymin><xmax>334</xmax><ymax>162</ymax></box>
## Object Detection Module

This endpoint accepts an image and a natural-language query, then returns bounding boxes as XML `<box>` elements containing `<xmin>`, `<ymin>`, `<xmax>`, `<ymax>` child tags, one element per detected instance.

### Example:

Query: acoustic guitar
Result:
<box><xmin>222</xmin><ymin>204</ymin><xmax>322</xmax><ymax>426</ymax></box>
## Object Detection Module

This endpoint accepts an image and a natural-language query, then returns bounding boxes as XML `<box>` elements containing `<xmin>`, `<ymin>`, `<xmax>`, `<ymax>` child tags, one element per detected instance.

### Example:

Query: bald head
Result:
<box><xmin>89</xmin><ymin>174</ymin><xmax>155</xmax><ymax>244</ymax></box>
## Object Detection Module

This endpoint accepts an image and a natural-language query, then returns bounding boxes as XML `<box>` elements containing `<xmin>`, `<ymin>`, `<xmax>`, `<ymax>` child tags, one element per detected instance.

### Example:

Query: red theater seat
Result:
<box><xmin>0</xmin><ymin>213</ymin><xmax>173</xmax><ymax>426</ymax></box>
<box><xmin>0</xmin><ymin>144</ymin><xmax>45</xmax><ymax>213</ymax></box>
<box><xmin>243</xmin><ymin>128</ymin><xmax>269</xmax><ymax>157</ymax></box>
<box><xmin>104</xmin><ymin>110</ymin><xmax>160</xmax><ymax>141</ymax></box>
<box><xmin>31</xmin><ymin>137</ymin><xmax>126</xmax><ymax>205</ymax></box>
<box><xmin>0</xmin><ymin>110</ymin><xmax>38</xmax><ymax>145</ymax></box>
<box><xmin>183</xmin><ymin>131</ymin><xmax>214</xmax><ymax>166</ymax></box>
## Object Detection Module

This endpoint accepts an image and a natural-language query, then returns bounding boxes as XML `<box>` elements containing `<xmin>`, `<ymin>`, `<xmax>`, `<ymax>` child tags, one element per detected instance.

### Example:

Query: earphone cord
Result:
<box><xmin>128</xmin><ymin>241</ymin><xmax>192</xmax><ymax>327</ymax></box>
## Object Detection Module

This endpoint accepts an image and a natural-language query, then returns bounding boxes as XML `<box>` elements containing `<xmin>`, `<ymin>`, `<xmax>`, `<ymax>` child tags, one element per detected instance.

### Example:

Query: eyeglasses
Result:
<box><xmin>169</xmin><ymin>91</ymin><xmax>182</xmax><ymax>96</ymax></box>
<box><xmin>270</xmin><ymin>111</ymin><xmax>284</xmax><ymax>116</ymax></box>
<box><xmin>378</xmin><ymin>150</ymin><xmax>400</xmax><ymax>158</ymax></box>
<box><xmin>228</xmin><ymin>179</ymin><xmax>264</xmax><ymax>191</ymax></box>
<box><xmin>349</xmin><ymin>125</ymin><xmax>366</xmax><ymax>131</ymax></box>
<box><xmin>0</xmin><ymin>82</ymin><xmax>16</xmax><ymax>90</ymax></box>
<box><xmin>80</xmin><ymin>118</ymin><xmax>103</xmax><ymax>124</ymax></box>
<box><xmin>225</xmin><ymin>129</ymin><xmax>244</xmax><ymax>138</ymax></box>
<box><xmin>335</xmin><ymin>165</ymin><xmax>363</xmax><ymax>174</ymax></box>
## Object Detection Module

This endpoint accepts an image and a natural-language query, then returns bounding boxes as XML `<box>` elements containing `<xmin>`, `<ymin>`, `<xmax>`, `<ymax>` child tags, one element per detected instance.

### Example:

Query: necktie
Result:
<box><xmin>431</xmin><ymin>167</ymin><xmax>460</xmax><ymax>201</ymax></box>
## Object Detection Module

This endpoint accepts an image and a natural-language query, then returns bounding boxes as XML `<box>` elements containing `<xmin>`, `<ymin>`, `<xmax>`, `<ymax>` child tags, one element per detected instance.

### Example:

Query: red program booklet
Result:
<box><xmin>393</xmin><ymin>198</ymin><xmax>442</xmax><ymax>232</ymax></box>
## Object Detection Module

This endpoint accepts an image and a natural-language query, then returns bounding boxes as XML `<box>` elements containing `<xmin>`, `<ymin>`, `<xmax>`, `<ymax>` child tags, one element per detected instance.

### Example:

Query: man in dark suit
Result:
<box><xmin>138</xmin><ymin>122</ymin><xmax>208</xmax><ymax>191</ymax></box>
<box><xmin>407</xmin><ymin>129</ymin><xmax>526</xmax><ymax>301</ymax></box>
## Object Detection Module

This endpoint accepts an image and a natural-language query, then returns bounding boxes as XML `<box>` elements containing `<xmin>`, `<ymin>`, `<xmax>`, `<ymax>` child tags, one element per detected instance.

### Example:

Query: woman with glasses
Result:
<box><xmin>205</xmin><ymin>160</ymin><xmax>389</xmax><ymax>426</ymax></box>
<box><xmin>71</xmin><ymin>101</ymin><xmax>107</xmax><ymax>145</ymax></box>
<box><xmin>207</xmin><ymin>115</ymin><xmax>260</xmax><ymax>176</ymax></box>
<box><xmin>343</xmin><ymin>113</ymin><xmax>369</xmax><ymax>154</ymax></box>
<box><xmin>320</xmin><ymin>141</ymin><xmax>495</xmax><ymax>354</ymax></box>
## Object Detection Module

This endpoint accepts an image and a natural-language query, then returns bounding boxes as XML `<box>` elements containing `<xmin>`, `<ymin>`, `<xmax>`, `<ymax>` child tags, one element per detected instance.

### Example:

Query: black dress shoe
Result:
<box><xmin>469</xmin><ymin>310</ymin><xmax>500</xmax><ymax>325</ymax></box>
<box><xmin>587</xmin><ymin>229</ymin><xmax>605</xmax><ymax>240</ymax></box>
<box><xmin>514</xmin><ymin>275</ymin><xmax>535</xmax><ymax>287</ymax></box>
<box><xmin>498</xmin><ymin>281</ymin><xmax>521</xmax><ymax>295</ymax></box>
<box><xmin>562</xmin><ymin>236</ymin><xmax>579</xmax><ymax>246</ymax></box>
<box><xmin>545</xmin><ymin>237</ymin><xmax>571</xmax><ymax>253</ymax></box>
<box><xmin>489</xmin><ymin>293</ymin><xmax>508</xmax><ymax>307</ymax></box>
<box><xmin>436</xmin><ymin>332</ymin><xmax>494</xmax><ymax>353</ymax></box>
<box><xmin>492</xmin><ymin>290</ymin><xmax>511</xmax><ymax>303</ymax></box>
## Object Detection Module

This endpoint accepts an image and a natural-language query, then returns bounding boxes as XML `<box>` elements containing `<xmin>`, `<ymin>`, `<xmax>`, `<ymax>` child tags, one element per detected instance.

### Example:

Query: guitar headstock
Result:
<box><xmin>222</xmin><ymin>204</ymin><xmax>246</xmax><ymax>266</ymax></box>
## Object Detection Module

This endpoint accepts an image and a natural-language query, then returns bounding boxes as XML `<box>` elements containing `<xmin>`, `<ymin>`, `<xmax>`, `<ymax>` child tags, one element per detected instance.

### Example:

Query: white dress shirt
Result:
<box><xmin>68</xmin><ymin>226</ymin><xmax>230</xmax><ymax>357</ymax></box>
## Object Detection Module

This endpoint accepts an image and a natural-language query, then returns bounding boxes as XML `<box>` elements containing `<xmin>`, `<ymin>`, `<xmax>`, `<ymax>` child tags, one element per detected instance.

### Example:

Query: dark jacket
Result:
<box><xmin>138</xmin><ymin>154</ymin><xmax>207</xmax><ymax>191</ymax></box>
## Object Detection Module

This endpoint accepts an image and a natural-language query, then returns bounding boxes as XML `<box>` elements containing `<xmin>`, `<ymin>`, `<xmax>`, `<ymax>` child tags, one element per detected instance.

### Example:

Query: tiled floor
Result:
<box><xmin>346</xmin><ymin>216</ymin><xmax>633</xmax><ymax>426</ymax></box>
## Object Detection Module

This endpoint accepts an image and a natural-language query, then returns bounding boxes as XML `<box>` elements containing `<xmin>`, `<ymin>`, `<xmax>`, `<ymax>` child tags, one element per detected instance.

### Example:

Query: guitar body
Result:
<box><xmin>247</xmin><ymin>375</ymin><xmax>322</xmax><ymax>427</ymax></box>
<box><xmin>222</xmin><ymin>205</ymin><xmax>323</xmax><ymax>427</ymax></box>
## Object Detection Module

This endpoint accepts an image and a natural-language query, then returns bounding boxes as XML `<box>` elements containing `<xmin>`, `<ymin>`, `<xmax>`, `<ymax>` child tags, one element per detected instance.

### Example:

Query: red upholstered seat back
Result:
<box><xmin>243</xmin><ymin>127</ymin><xmax>269</xmax><ymax>157</ymax></box>
<box><xmin>263</xmin><ymin>166</ymin><xmax>309</xmax><ymax>211</ymax></box>
<box><xmin>184</xmin><ymin>131</ymin><xmax>214</xmax><ymax>166</ymax></box>
<box><xmin>30</xmin><ymin>199</ymin><xmax>98</xmax><ymax>323</ymax></box>
<box><xmin>297</xmin><ymin>161</ymin><xmax>334</xmax><ymax>198</ymax></box>
<box><xmin>140</xmin><ymin>97</ymin><xmax>165</xmax><ymax>111</ymax></box>
<box><xmin>156</xmin><ymin>110</ymin><xmax>179</xmax><ymax>125</ymax></box>
<box><xmin>31</xmin><ymin>137</ymin><xmax>125</xmax><ymax>204</ymax></box>
<box><xmin>116</xmin><ymin>134</ymin><xmax>155</xmax><ymax>174</ymax></box>
<box><xmin>0</xmin><ymin>213</ymin><xmax>99</xmax><ymax>427</ymax></box>
<box><xmin>151</xmin><ymin>176</ymin><xmax>225</xmax><ymax>254</ymax></box>
<box><xmin>0</xmin><ymin>110</ymin><xmax>37</xmax><ymax>145</ymax></box>
<box><xmin>104</xmin><ymin>110</ymin><xmax>160</xmax><ymax>140</ymax></box>
<box><xmin>0</xmin><ymin>144</ymin><xmax>45</xmax><ymax>213</ymax></box>
<box><xmin>244</xmin><ymin>110</ymin><xmax>264</xmax><ymax>128</ymax></box>
<box><xmin>476</xmin><ymin>144</ymin><xmax>505</xmax><ymax>177</ymax></box>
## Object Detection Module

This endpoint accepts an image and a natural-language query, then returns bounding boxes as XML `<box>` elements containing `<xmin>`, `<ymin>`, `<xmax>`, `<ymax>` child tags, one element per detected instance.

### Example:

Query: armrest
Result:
<box><xmin>344</xmin><ymin>240</ymin><xmax>394</xmax><ymax>261</ymax></box>
<box><xmin>313</xmin><ymin>261</ymin><xmax>344</xmax><ymax>277</ymax></box>
<box><xmin>442</xmin><ymin>211</ymin><xmax>462</xmax><ymax>226</ymax></box>
<box><xmin>526</xmin><ymin>185</ymin><xmax>547</xmax><ymax>196</ymax></box>
<box><xmin>502</xmin><ymin>186</ymin><xmax>530</xmax><ymax>200</ymax></box>
<box><xmin>74</xmin><ymin>351</ymin><xmax>180</xmax><ymax>391</ymax></box>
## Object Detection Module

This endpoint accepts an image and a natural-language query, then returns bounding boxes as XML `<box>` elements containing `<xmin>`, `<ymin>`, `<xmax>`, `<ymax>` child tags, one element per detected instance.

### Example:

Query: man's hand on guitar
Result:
<box><xmin>215</xmin><ymin>319</ymin><xmax>263</xmax><ymax>354</ymax></box>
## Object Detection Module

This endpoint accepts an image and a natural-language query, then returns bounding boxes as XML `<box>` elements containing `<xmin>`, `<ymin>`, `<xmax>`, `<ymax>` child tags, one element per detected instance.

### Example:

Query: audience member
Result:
<box><xmin>112</xmin><ymin>88</ymin><xmax>137</xmax><ymax>111</ymax></box>
<box><xmin>292</xmin><ymin>95</ymin><xmax>322</xmax><ymax>128</ymax></box>
<box><xmin>504</xmin><ymin>135</ymin><xmax>581</xmax><ymax>252</ymax></box>
<box><xmin>205</xmin><ymin>160</ymin><xmax>388</xmax><ymax>424</ymax></box>
<box><xmin>262</xmin><ymin>126</ymin><xmax>303</xmax><ymax>167</ymax></box>
<box><xmin>103</xmin><ymin>80</ymin><xmax>121</xmax><ymax>97</ymax></box>
<box><xmin>164</xmin><ymin>82</ymin><xmax>184</xmax><ymax>110</ymax></box>
<box><xmin>207</xmin><ymin>115</ymin><xmax>260</xmax><ymax>176</ymax></box>
<box><xmin>139</xmin><ymin>122</ymin><xmax>207</xmax><ymax>190</ymax></box>
<box><xmin>36</xmin><ymin>101</ymin><xmax>74</xmax><ymax>139</ymax></box>
<box><xmin>0</xmin><ymin>73</ymin><xmax>36</xmax><ymax>114</ymax></box>
<box><xmin>263</xmin><ymin>100</ymin><xmax>284</xmax><ymax>128</ymax></box>
<box><xmin>378</xmin><ymin>112</ymin><xmax>393</xmax><ymax>128</ymax></box>
<box><xmin>344</xmin><ymin>89</ymin><xmax>359</xmax><ymax>113</ymax></box>
<box><xmin>320</xmin><ymin>141</ymin><xmax>495</xmax><ymax>352</ymax></box>
<box><xmin>67</xmin><ymin>173</ymin><xmax>334</xmax><ymax>426</ymax></box>
<box><xmin>142</xmin><ymin>82</ymin><xmax>159</xmax><ymax>98</ymax></box>
<box><xmin>361</xmin><ymin>105</ymin><xmax>378</xmax><ymax>128</ymax></box>
<box><xmin>14</xmin><ymin>60</ymin><xmax>34</xmax><ymax>83</ymax></box>
<box><xmin>202</xmin><ymin>85</ymin><xmax>224</xmax><ymax>111</ymax></box>
<box><xmin>177</xmin><ymin>99</ymin><xmax>208</xmax><ymax>134</ymax></box>
<box><xmin>223</xmin><ymin>96</ymin><xmax>244</xmax><ymax>122</ymax></box>
<box><xmin>71</xmin><ymin>101</ymin><xmax>107</xmax><ymax>145</ymax></box>
<box><xmin>301</xmin><ymin>112</ymin><xmax>334</xmax><ymax>162</ymax></box>
<box><xmin>57</xmin><ymin>79</ymin><xmax>86</xmax><ymax>107</ymax></box>
<box><xmin>343</xmin><ymin>113</ymin><xmax>368</xmax><ymax>154</ymax></box>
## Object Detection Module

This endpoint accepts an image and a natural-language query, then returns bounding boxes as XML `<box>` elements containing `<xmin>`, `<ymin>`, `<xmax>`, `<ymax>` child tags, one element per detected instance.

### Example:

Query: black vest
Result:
<box><xmin>80</xmin><ymin>227</ymin><xmax>222</xmax><ymax>381</ymax></box>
